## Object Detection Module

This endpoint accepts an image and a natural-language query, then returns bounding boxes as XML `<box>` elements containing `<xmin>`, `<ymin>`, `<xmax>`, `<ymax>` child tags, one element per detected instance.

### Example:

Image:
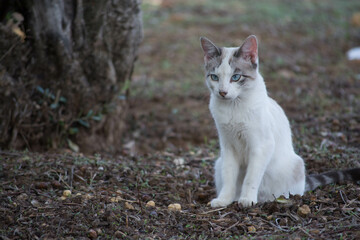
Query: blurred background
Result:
<box><xmin>0</xmin><ymin>0</ymin><xmax>359</xmax><ymax>159</ymax></box>
<box><xmin>130</xmin><ymin>0</ymin><xmax>360</xmax><ymax>157</ymax></box>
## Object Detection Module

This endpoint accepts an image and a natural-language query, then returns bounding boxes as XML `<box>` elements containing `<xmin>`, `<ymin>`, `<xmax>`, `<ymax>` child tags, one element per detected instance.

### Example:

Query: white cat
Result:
<box><xmin>200</xmin><ymin>35</ymin><xmax>360</xmax><ymax>208</ymax></box>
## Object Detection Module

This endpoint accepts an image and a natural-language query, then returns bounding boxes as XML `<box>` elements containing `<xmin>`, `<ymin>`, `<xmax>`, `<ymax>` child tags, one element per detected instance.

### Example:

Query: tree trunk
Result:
<box><xmin>0</xmin><ymin>0</ymin><xmax>143</xmax><ymax>152</ymax></box>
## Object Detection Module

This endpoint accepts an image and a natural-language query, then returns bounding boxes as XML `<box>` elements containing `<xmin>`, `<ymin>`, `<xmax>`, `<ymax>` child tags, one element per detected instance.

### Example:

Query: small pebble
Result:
<box><xmin>168</xmin><ymin>203</ymin><xmax>181</xmax><ymax>211</ymax></box>
<box><xmin>83</xmin><ymin>194</ymin><xmax>93</xmax><ymax>200</ymax></box>
<box><xmin>62</xmin><ymin>190</ymin><xmax>72</xmax><ymax>197</ymax></box>
<box><xmin>31</xmin><ymin>199</ymin><xmax>41</xmax><ymax>207</ymax></box>
<box><xmin>146</xmin><ymin>200</ymin><xmax>156</xmax><ymax>208</ymax></box>
<box><xmin>6</xmin><ymin>216</ymin><xmax>14</xmax><ymax>224</ymax></box>
<box><xmin>88</xmin><ymin>229</ymin><xmax>97</xmax><ymax>239</ymax></box>
<box><xmin>51</xmin><ymin>181</ymin><xmax>62</xmax><ymax>189</ymax></box>
<box><xmin>16</xmin><ymin>193</ymin><xmax>28</xmax><ymax>201</ymax></box>
<box><xmin>35</xmin><ymin>182</ymin><xmax>49</xmax><ymax>189</ymax></box>
<box><xmin>150</xmin><ymin>210</ymin><xmax>158</xmax><ymax>218</ymax></box>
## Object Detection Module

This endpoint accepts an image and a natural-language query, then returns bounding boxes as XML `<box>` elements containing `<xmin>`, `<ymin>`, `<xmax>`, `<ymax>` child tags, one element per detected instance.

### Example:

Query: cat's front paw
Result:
<box><xmin>210</xmin><ymin>198</ymin><xmax>232</xmax><ymax>208</ymax></box>
<box><xmin>238</xmin><ymin>197</ymin><xmax>257</xmax><ymax>207</ymax></box>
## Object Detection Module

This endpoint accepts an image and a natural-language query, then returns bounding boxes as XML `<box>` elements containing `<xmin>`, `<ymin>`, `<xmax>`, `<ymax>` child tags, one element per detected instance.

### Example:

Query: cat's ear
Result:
<box><xmin>235</xmin><ymin>35</ymin><xmax>258</xmax><ymax>66</ymax></box>
<box><xmin>200</xmin><ymin>37</ymin><xmax>221</xmax><ymax>61</ymax></box>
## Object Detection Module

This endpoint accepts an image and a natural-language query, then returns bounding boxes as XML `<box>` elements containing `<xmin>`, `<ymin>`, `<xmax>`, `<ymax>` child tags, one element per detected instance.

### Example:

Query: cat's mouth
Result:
<box><xmin>217</xmin><ymin>95</ymin><xmax>231</xmax><ymax>100</ymax></box>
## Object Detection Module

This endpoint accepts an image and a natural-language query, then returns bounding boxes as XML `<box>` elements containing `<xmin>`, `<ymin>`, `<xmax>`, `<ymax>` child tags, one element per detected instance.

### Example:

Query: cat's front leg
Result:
<box><xmin>211</xmin><ymin>146</ymin><xmax>239</xmax><ymax>208</ymax></box>
<box><xmin>239</xmin><ymin>142</ymin><xmax>274</xmax><ymax>207</ymax></box>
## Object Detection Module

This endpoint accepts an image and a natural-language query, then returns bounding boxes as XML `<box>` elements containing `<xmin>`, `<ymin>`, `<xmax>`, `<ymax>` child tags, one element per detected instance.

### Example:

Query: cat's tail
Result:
<box><xmin>305</xmin><ymin>168</ymin><xmax>360</xmax><ymax>192</ymax></box>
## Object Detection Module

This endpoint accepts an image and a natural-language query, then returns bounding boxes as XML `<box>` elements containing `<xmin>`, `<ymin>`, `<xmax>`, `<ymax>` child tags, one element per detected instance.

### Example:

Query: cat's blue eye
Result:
<box><xmin>210</xmin><ymin>74</ymin><xmax>219</xmax><ymax>81</ymax></box>
<box><xmin>231</xmin><ymin>74</ymin><xmax>241</xmax><ymax>82</ymax></box>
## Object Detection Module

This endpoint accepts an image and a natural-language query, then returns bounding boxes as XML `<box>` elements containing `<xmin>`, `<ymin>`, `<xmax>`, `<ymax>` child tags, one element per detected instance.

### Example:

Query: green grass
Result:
<box><xmin>143</xmin><ymin>0</ymin><xmax>360</xmax><ymax>33</ymax></box>
<box><xmin>136</xmin><ymin>0</ymin><xmax>360</xmax><ymax>99</ymax></box>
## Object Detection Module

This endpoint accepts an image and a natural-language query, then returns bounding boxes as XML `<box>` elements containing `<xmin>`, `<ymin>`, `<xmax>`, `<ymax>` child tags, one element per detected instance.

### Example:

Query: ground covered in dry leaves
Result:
<box><xmin>1</xmin><ymin>150</ymin><xmax>360</xmax><ymax>239</ymax></box>
<box><xmin>1</xmin><ymin>0</ymin><xmax>360</xmax><ymax>239</ymax></box>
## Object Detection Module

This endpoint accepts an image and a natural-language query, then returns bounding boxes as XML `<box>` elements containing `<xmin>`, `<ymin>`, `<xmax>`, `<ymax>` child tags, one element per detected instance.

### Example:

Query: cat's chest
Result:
<box><xmin>210</xmin><ymin>103</ymin><xmax>251</xmax><ymax>137</ymax></box>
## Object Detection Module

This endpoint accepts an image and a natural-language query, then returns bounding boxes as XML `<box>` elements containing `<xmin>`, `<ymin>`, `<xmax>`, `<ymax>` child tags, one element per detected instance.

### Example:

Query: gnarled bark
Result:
<box><xmin>0</xmin><ymin>0</ymin><xmax>143</xmax><ymax>152</ymax></box>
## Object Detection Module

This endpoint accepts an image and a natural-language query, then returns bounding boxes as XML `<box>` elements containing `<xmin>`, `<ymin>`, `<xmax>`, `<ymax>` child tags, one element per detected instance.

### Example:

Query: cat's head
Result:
<box><xmin>200</xmin><ymin>35</ymin><xmax>259</xmax><ymax>100</ymax></box>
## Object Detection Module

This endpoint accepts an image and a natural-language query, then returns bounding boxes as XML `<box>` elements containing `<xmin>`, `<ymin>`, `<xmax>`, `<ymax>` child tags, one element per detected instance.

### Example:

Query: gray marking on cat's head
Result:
<box><xmin>200</xmin><ymin>37</ymin><xmax>224</xmax><ymax>72</ymax></box>
<box><xmin>229</xmin><ymin>56</ymin><xmax>257</xmax><ymax>80</ymax></box>
<box><xmin>200</xmin><ymin>35</ymin><xmax>259</xmax><ymax>77</ymax></box>
<box><xmin>226</xmin><ymin>36</ymin><xmax>259</xmax><ymax>80</ymax></box>
<box><xmin>200</xmin><ymin>35</ymin><xmax>261</xmax><ymax>100</ymax></box>
<box><xmin>229</xmin><ymin>35</ymin><xmax>259</xmax><ymax>77</ymax></box>
<box><xmin>205</xmin><ymin>50</ymin><xmax>223</xmax><ymax>72</ymax></box>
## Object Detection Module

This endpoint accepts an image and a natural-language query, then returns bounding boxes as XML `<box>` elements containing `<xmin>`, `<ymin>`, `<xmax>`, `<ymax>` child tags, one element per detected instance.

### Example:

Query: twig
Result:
<box><xmin>52</xmin><ymin>170</ymin><xmax>71</xmax><ymax>190</ymax></box>
<box><xmin>339</xmin><ymin>190</ymin><xmax>347</xmax><ymax>204</ymax></box>
<box><xmin>70</xmin><ymin>166</ymin><xmax>74</xmax><ymax>189</ymax></box>
<box><xmin>276</xmin><ymin>212</ymin><xmax>300</xmax><ymax>222</ymax></box>
<box><xmin>212</xmin><ymin>218</ymin><xmax>233</xmax><ymax>223</ymax></box>
<box><xmin>327</xmin><ymin>224</ymin><xmax>360</xmax><ymax>234</ymax></box>
<box><xmin>114</xmin><ymin>196</ymin><xmax>138</xmax><ymax>203</ymax></box>
<box><xmin>89</xmin><ymin>172</ymin><xmax>97</xmax><ymax>188</ymax></box>
<box><xmin>0</xmin><ymin>151</ymin><xmax>22</xmax><ymax>156</ymax></box>
<box><xmin>297</xmin><ymin>227</ymin><xmax>315</xmax><ymax>239</ymax></box>
<box><xmin>0</xmin><ymin>41</ymin><xmax>19</xmax><ymax>63</ymax></box>
<box><xmin>29</xmin><ymin>213</ymin><xmax>55</xmax><ymax>217</ymax></box>
<box><xmin>0</xmin><ymin>181</ymin><xmax>12</xmax><ymax>186</ymax></box>
<box><xmin>222</xmin><ymin>220</ymin><xmax>239</xmax><ymax>232</ymax></box>
<box><xmin>187</xmin><ymin>189</ymin><xmax>192</xmax><ymax>203</ymax></box>
<box><xmin>136</xmin><ymin>177</ymin><xmax>143</xmax><ymax>211</ymax></box>
<box><xmin>115</xmin><ymin>229</ymin><xmax>127</xmax><ymax>237</ymax></box>
<box><xmin>200</xmin><ymin>207</ymin><xmax>226</xmax><ymax>215</ymax></box>
<box><xmin>262</xmin><ymin>219</ymin><xmax>290</xmax><ymax>232</ymax></box>
<box><xmin>62</xmin><ymin>203</ymin><xmax>80</xmax><ymax>206</ymax></box>
<box><xmin>74</xmin><ymin>173</ymin><xmax>86</xmax><ymax>183</ymax></box>
<box><xmin>220</xmin><ymin>211</ymin><xmax>234</xmax><ymax>219</ymax></box>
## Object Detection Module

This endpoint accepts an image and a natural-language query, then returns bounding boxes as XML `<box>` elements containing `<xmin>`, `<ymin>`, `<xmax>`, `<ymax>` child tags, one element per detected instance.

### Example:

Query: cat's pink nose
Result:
<box><xmin>219</xmin><ymin>91</ymin><xmax>227</xmax><ymax>97</ymax></box>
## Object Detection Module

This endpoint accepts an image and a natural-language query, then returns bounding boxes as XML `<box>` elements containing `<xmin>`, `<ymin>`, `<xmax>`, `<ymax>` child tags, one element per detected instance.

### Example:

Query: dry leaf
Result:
<box><xmin>276</xmin><ymin>196</ymin><xmax>292</xmax><ymax>204</ymax></box>
<box><xmin>125</xmin><ymin>202</ymin><xmax>135</xmax><ymax>210</ymax></box>
<box><xmin>247</xmin><ymin>226</ymin><xmax>256</xmax><ymax>233</ymax></box>
<box><xmin>297</xmin><ymin>204</ymin><xmax>311</xmax><ymax>217</ymax></box>
<box><xmin>67</xmin><ymin>139</ymin><xmax>79</xmax><ymax>152</ymax></box>
<box><xmin>88</xmin><ymin>229</ymin><xmax>97</xmax><ymax>239</ymax></box>
<box><xmin>31</xmin><ymin>199</ymin><xmax>41</xmax><ymax>207</ymax></box>
<box><xmin>12</xmin><ymin>27</ymin><xmax>26</xmax><ymax>42</ymax></box>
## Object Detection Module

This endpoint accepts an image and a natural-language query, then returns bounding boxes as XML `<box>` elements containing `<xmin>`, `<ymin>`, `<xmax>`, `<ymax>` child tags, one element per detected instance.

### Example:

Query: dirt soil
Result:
<box><xmin>1</xmin><ymin>0</ymin><xmax>360</xmax><ymax>239</ymax></box>
<box><xmin>1</xmin><ymin>151</ymin><xmax>360</xmax><ymax>239</ymax></box>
